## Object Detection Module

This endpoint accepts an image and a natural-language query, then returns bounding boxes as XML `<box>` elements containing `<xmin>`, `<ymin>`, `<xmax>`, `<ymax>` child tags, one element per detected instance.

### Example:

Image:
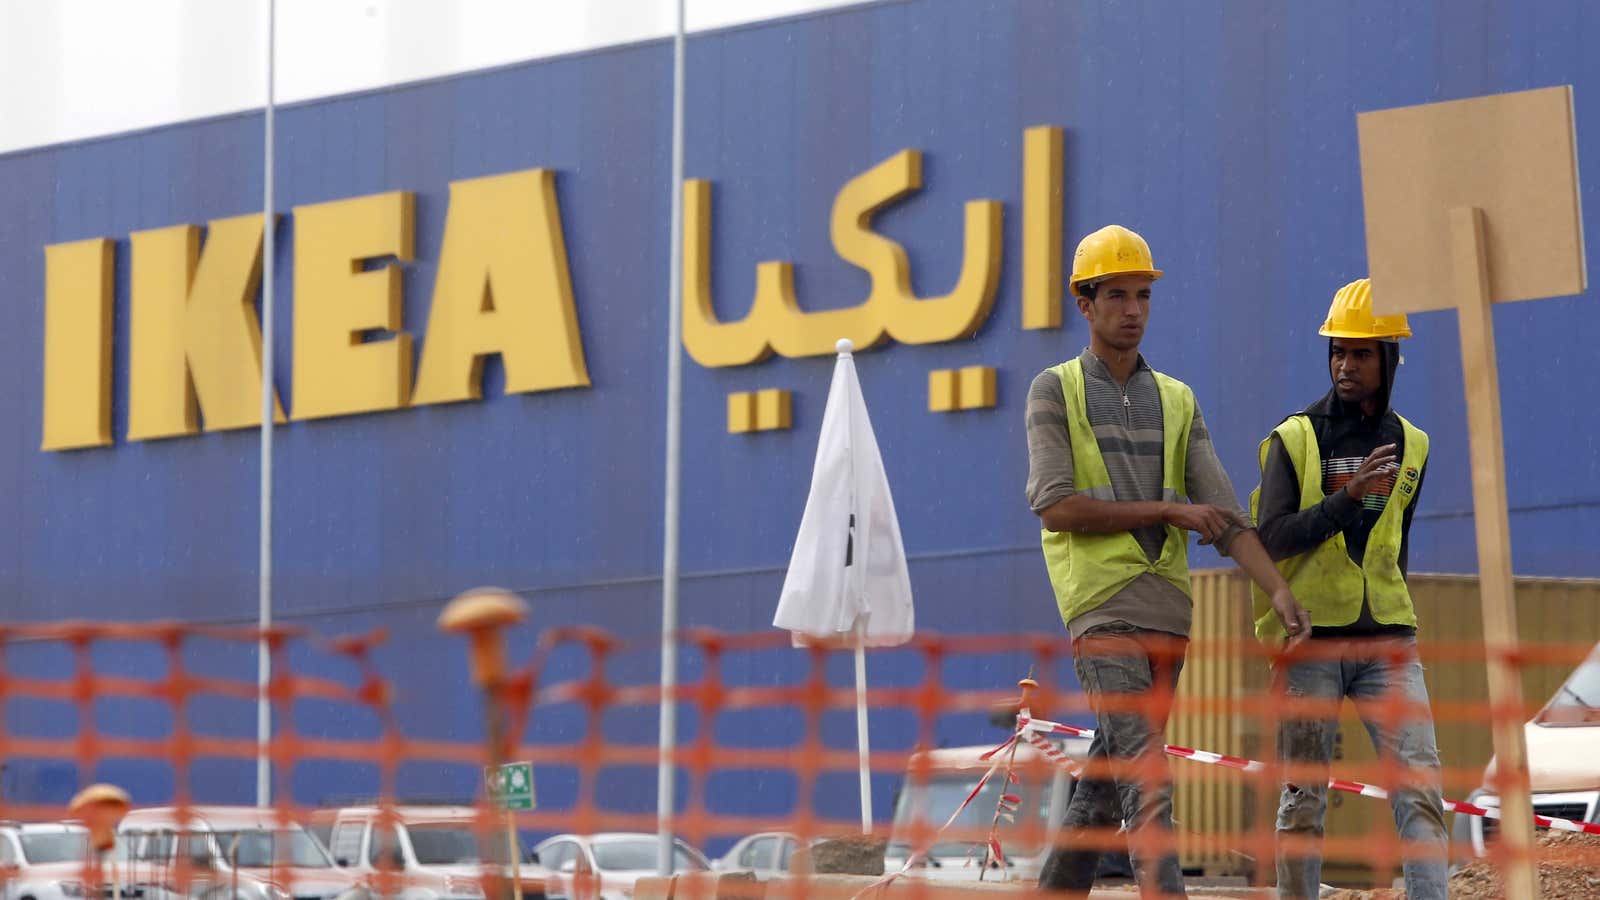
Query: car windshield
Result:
<box><xmin>889</xmin><ymin>771</ymin><xmax>1054</xmax><ymax>859</ymax></box>
<box><xmin>1538</xmin><ymin>651</ymin><xmax>1600</xmax><ymax>725</ymax></box>
<box><xmin>214</xmin><ymin>830</ymin><xmax>334</xmax><ymax>868</ymax></box>
<box><xmin>20</xmin><ymin>833</ymin><xmax>89</xmax><ymax>864</ymax></box>
<box><xmin>408</xmin><ymin>825</ymin><xmax>480</xmax><ymax>866</ymax></box>
<box><xmin>591</xmin><ymin>839</ymin><xmax>704</xmax><ymax>873</ymax></box>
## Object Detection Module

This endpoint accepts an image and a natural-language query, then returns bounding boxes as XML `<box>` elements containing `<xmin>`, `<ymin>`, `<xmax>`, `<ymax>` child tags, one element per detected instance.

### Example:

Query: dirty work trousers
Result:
<box><xmin>1274</xmin><ymin>635</ymin><xmax>1449</xmax><ymax>900</ymax></box>
<box><xmin>1038</xmin><ymin>623</ymin><xmax>1187</xmax><ymax>898</ymax></box>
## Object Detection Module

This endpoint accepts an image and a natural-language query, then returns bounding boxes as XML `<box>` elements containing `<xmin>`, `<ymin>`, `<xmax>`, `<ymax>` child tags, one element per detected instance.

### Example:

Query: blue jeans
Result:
<box><xmin>1274</xmin><ymin>636</ymin><xmax>1448</xmax><ymax>900</ymax></box>
<box><xmin>1038</xmin><ymin>624</ymin><xmax>1187</xmax><ymax>899</ymax></box>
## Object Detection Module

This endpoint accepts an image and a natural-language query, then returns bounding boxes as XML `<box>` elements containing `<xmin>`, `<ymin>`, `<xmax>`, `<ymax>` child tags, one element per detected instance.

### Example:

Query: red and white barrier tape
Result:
<box><xmin>847</xmin><ymin>742</ymin><xmax>1019</xmax><ymax>899</ymax></box>
<box><xmin>1016</xmin><ymin>714</ymin><xmax>1600</xmax><ymax>837</ymax></box>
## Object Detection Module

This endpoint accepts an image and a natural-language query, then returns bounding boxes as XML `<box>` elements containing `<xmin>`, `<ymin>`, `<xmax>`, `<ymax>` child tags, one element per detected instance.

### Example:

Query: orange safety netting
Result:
<box><xmin>1</xmin><ymin>616</ymin><xmax>1597</xmax><ymax>900</ymax></box>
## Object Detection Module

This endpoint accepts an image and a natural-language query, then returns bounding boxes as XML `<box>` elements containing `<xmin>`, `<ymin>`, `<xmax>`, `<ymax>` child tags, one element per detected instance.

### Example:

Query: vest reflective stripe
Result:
<box><xmin>1247</xmin><ymin>413</ymin><xmax>1429</xmax><ymax>640</ymax></box>
<box><xmin>1040</xmin><ymin>358</ymin><xmax>1196</xmax><ymax>627</ymax></box>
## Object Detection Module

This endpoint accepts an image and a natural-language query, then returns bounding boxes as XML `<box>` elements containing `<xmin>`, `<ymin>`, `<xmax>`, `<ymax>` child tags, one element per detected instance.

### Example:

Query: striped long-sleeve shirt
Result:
<box><xmin>1025</xmin><ymin>349</ymin><xmax>1250</xmax><ymax>638</ymax></box>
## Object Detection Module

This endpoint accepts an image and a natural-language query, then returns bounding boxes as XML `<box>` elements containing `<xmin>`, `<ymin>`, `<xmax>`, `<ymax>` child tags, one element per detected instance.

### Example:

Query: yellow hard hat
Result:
<box><xmin>1320</xmin><ymin>277</ymin><xmax>1412</xmax><ymax>340</ymax></box>
<box><xmin>1068</xmin><ymin>225</ymin><xmax>1164</xmax><ymax>293</ymax></box>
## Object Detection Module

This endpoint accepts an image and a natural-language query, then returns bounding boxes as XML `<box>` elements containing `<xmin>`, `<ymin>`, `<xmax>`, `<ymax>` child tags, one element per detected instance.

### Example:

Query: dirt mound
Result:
<box><xmin>1321</xmin><ymin>830</ymin><xmax>1600</xmax><ymax>899</ymax></box>
<box><xmin>1450</xmin><ymin>831</ymin><xmax>1600</xmax><ymax>899</ymax></box>
<box><xmin>788</xmin><ymin>834</ymin><xmax>888</xmax><ymax>876</ymax></box>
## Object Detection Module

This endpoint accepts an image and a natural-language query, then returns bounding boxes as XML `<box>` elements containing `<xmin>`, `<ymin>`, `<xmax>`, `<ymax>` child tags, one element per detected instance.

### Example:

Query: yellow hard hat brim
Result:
<box><xmin>1319</xmin><ymin>325</ymin><xmax>1413</xmax><ymax>340</ymax></box>
<box><xmin>1324</xmin><ymin>328</ymin><xmax>1414</xmax><ymax>337</ymax></box>
<box><xmin>1069</xmin><ymin>268</ymin><xmax>1164</xmax><ymax>291</ymax></box>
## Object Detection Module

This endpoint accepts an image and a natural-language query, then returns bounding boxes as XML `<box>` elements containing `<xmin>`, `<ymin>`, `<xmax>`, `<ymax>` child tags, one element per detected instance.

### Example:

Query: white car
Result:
<box><xmin>882</xmin><ymin>738</ymin><xmax>1131</xmax><ymax>882</ymax></box>
<box><xmin>711</xmin><ymin>832</ymin><xmax>818</xmax><ymax>880</ymax></box>
<box><xmin>314</xmin><ymin>805</ymin><xmax>536</xmax><ymax>900</ymax></box>
<box><xmin>117</xmin><ymin>807</ymin><xmax>357</xmax><ymax>900</ymax></box>
<box><xmin>1453</xmin><ymin>641</ymin><xmax>1600</xmax><ymax>858</ymax></box>
<box><xmin>0</xmin><ymin>822</ymin><xmax>95</xmax><ymax>900</ymax></box>
<box><xmin>532</xmin><ymin>834</ymin><xmax>708</xmax><ymax>900</ymax></box>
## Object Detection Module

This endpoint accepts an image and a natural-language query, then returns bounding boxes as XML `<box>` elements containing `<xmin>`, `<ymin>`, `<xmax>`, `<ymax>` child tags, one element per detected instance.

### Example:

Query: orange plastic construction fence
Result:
<box><xmin>0</xmin><ymin>611</ymin><xmax>1596</xmax><ymax>900</ymax></box>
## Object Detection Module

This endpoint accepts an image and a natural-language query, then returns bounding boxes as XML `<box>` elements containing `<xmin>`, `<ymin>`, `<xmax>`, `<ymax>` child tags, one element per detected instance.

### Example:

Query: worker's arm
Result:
<box><xmin>1256</xmin><ymin>434</ymin><xmax>1361</xmax><ymax>559</ymax></box>
<box><xmin>1036</xmin><ymin>495</ymin><xmax>1235</xmax><ymax>538</ymax></box>
<box><xmin>1024</xmin><ymin>370</ymin><xmax>1080</xmax><ymax>518</ymax></box>
<box><xmin>1256</xmin><ymin>436</ymin><xmax>1392</xmax><ymax>560</ymax></box>
<box><xmin>1183</xmin><ymin>405</ymin><xmax>1310</xmax><ymax>643</ymax></box>
<box><xmin>1227</xmin><ymin>528</ymin><xmax>1312</xmax><ymax>645</ymax></box>
<box><xmin>1179</xmin><ymin>406</ymin><xmax>1254</xmax><ymax>552</ymax></box>
<box><xmin>1024</xmin><ymin>372</ymin><xmax>1236</xmax><ymax>539</ymax></box>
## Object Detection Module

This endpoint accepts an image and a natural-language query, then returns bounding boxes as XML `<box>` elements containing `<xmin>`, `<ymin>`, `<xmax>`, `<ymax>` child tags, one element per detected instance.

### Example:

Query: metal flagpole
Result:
<box><xmin>853</xmin><ymin>621</ymin><xmax>873</xmax><ymax>832</ymax></box>
<box><xmin>256</xmin><ymin>0</ymin><xmax>278</xmax><ymax>809</ymax></box>
<box><xmin>838</xmin><ymin>342</ymin><xmax>872</xmax><ymax>833</ymax></box>
<box><xmin>657</xmin><ymin>0</ymin><xmax>687</xmax><ymax>879</ymax></box>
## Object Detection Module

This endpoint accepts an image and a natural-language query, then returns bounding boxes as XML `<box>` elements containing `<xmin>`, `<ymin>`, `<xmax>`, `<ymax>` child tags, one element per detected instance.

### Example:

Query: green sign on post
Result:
<box><xmin>486</xmin><ymin>761</ymin><xmax>536</xmax><ymax>811</ymax></box>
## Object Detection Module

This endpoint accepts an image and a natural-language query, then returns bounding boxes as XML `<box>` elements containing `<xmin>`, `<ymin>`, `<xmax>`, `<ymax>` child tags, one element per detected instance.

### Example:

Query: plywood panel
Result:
<box><xmin>1357</xmin><ymin>86</ymin><xmax>1585</xmax><ymax>314</ymax></box>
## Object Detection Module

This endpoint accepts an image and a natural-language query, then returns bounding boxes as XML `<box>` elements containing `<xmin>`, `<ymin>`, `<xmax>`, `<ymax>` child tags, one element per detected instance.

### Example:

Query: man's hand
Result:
<box><xmin>1271</xmin><ymin>586</ymin><xmax>1312</xmax><ymax>648</ymax></box>
<box><xmin>1163</xmin><ymin>502</ymin><xmax>1242</xmax><ymax>546</ymax></box>
<box><xmin>1345</xmin><ymin>443</ymin><xmax>1398</xmax><ymax>501</ymax></box>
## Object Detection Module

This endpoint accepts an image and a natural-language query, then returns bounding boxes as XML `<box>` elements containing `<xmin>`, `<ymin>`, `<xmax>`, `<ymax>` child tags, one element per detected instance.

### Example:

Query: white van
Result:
<box><xmin>312</xmin><ymin>806</ymin><xmax>529</xmax><ymax>900</ymax></box>
<box><xmin>883</xmin><ymin>737</ymin><xmax>1120</xmax><ymax>882</ymax></box>
<box><xmin>117</xmin><ymin>807</ymin><xmax>356</xmax><ymax>900</ymax></box>
<box><xmin>0</xmin><ymin>822</ymin><xmax>93</xmax><ymax>900</ymax></box>
<box><xmin>1452</xmin><ymin>640</ymin><xmax>1600</xmax><ymax>857</ymax></box>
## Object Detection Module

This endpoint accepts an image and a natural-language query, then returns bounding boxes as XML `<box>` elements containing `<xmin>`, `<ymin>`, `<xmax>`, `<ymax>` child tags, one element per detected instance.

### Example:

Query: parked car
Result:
<box><xmin>531</xmin><ymin>834</ymin><xmax>707</xmax><ymax>900</ymax></box>
<box><xmin>312</xmin><ymin>805</ymin><xmax>541</xmax><ymax>900</ymax></box>
<box><xmin>117</xmin><ymin>806</ymin><xmax>357</xmax><ymax>900</ymax></box>
<box><xmin>711</xmin><ymin>832</ymin><xmax>821</xmax><ymax>880</ymax></box>
<box><xmin>1452</xmin><ymin>640</ymin><xmax>1600</xmax><ymax>858</ymax></box>
<box><xmin>883</xmin><ymin>737</ymin><xmax>1130</xmax><ymax>882</ymax></box>
<box><xmin>0</xmin><ymin>822</ymin><xmax>93</xmax><ymax>900</ymax></box>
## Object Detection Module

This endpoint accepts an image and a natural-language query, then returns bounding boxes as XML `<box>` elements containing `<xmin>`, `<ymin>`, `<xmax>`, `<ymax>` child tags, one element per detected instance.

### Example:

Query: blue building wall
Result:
<box><xmin>3</xmin><ymin>0</ymin><xmax>1600</xmax><ymax>839</ymax></box>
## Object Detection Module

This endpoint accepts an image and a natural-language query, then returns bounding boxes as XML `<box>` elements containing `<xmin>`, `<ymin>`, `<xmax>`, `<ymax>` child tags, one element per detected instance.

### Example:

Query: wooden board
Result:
<box><xmin>1357</xmin><ymin>86</ymin><xmax>1585</xmax><ymax>314</ymax></box>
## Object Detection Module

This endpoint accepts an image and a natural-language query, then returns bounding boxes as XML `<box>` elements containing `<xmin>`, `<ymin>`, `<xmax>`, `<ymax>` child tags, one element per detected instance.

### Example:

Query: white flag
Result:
<box><xmin>773</xmin><ymin>340</ymin><xmax>914</xmax><ymax>647</ymax></box>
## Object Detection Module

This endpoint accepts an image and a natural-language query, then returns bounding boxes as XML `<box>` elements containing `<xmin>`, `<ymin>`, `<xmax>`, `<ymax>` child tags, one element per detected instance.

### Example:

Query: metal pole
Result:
<box><xmin>256</xmin><ymin>0</ymin><xmax>277</xmax><ymax>810</ymax></box>
<box><xmin>853</xmin><ymin>622</ymin><xmax>872</xmax><ymax>833</ymax></box>
<box><xmin>656</xmin><ymin>0</ymin><xmax>687</xmax><ymax>880</ymax></box>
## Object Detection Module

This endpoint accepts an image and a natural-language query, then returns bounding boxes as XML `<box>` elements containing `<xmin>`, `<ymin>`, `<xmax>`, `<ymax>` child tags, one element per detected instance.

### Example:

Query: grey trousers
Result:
<box><xmin>1038</xmin><ymin>623</ymin><xmax>1187</xmax><ymax>899</ymax></box>
<box><xmin>1274</xmin><ymin>636</ymin><xmax>1449</xmax><ymax>900</ymax></box>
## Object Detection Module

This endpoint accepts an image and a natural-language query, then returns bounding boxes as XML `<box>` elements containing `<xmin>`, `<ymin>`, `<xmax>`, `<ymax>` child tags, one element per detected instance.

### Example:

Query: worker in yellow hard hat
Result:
<box><xmin>1249</xmin><ymin>278</ymin><xmax>1447</xmax><ymax>900</ymax></box>
<box><xmin>1027</xmin><ymin>225</ymin><xmax>1309</xmax><ymax>899</ymax></box>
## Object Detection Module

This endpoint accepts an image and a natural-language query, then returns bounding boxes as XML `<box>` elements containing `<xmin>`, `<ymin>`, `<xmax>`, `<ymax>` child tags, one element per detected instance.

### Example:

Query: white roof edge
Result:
<box><xmin>0</xmin><ymin>0</ymin><xmax>891</xmax><ymax>156</ymax></box>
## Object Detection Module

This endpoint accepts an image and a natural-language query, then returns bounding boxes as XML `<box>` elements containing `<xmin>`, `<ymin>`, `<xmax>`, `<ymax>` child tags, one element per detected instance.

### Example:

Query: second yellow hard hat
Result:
<box><xmin>1320</xmin><ymin>278</ymin><xmax>1412</xmax><ymax>340</ymax></box>
<box><xmin>1068</xmin><ymin>225</ymin><xmax>1164</xmax><ymax>294</ymax></box>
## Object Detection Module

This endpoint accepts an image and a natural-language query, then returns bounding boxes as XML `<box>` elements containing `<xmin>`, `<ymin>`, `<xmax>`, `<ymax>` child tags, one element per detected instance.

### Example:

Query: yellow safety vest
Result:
<box><xmin>1248</xmin><ymin>413</ymin><xmax>1429</xmax><ymax>640</ymax></box>
<box><xmin>1040</xmin><ymin>358</ymin><xmax>1197</xmax><ymax>628</ymax></box>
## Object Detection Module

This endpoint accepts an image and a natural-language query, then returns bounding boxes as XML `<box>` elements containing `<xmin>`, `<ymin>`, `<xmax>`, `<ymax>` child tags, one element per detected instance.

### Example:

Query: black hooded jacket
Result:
<box><xmin>1255</xmin><ymin>340</ymin><xmax>1425</xmax><ymax>637</ymax></box>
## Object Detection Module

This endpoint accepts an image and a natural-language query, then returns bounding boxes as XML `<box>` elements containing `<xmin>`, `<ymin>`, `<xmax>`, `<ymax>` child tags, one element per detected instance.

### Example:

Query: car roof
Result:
<box><xmin>538</xmin><ymin>833</ymin><xmax>693</xmax><ymax>847</ymax></box>
<box><xmin>120</xmin><ymin>807</ymin><xmax>310</xmax><ymax>831</ymax></box>
<box><xmin>6</xmin><ymin>823</ymin><xmax>87</xmax><ymax>834</ymax></box>
<box><xmin>328</xmin><ymin>806</ymin><xmax>479</xmax><ymax>823</ymax></box>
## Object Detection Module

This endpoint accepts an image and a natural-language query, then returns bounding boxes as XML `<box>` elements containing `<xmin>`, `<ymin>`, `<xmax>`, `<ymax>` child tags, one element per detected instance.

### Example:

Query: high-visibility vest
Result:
<box><xmin>1248</xmin><ymin>413</ymin><xmax>1429</xmax><ymax>640</ymax></box>
<box><xmin>1040</xmin><ymin>358</ymin><xmax>1196</xmax><ymax>628</ymax></box>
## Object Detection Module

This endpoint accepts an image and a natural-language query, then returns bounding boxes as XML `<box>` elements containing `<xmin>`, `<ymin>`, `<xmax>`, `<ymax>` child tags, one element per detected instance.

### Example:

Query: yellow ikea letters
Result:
<box><xmin>292</xmin><ymin>191</ymin><xmax>417</xmax><ymax>421</ymax></box>
<box><xmin>683</xmin><ymin>149</ymin><xmax>1003</xmax><ymax>368</ymax></box>
<box><xmin>41</xmin><ymin>238</ymin><xmax>114</xmax><ymax>450</ymax></box>
<box><xmin>127</xmin><ymin>215</ymin><xmax>285</xmax><ymax>441</ymax></box>
<box><xmin>1022</xmin><ymin>126</ymin><xmax>1064</xmax><ymax>330</ymax></box>
<box><xmin>412</xmin><ymin>170</ymin><xmax>591</xmax><ymax>404</ymax></box>
<box><xmin>40</xmin><ymin>134</ymin><xmax>1071</xmax><ymax>450</ymax></box>
<box><xmin>42</xmin><ymin>169</ymin><xmax>592</xmax><ymax>449</ymax></box>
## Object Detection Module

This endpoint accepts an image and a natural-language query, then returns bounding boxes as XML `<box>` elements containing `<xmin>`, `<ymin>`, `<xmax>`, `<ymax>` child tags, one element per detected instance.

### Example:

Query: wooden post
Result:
<box><xmin>439</xmin><ymin>588</ymin><xmax>530</xmax><ymax>900</ymax></box>
<box><xmin>1449</xmin><ymin>205</ymin><xmax>1539</xmax><ymax>900</ymax></box>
